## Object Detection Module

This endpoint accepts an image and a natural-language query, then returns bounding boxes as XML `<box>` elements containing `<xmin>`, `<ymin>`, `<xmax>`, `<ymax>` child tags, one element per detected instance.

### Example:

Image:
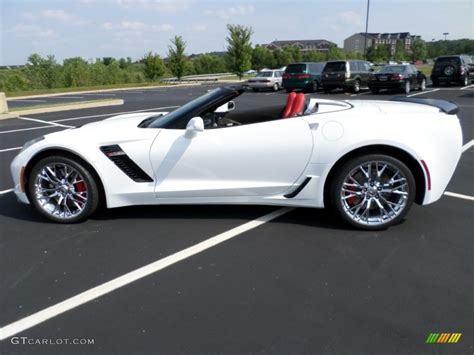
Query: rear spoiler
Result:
<box><xmin>391</xmin><ymin>96</ymin><xmax>459</xmax><ymax>115</ymax></box>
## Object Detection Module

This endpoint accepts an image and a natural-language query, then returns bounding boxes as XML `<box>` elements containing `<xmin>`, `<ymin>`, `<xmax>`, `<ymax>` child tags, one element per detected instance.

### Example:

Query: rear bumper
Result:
<box><xmin>321</xmin><ymin>78</ymin><xmax>354</xmax><ymax>89</ymax></box>
<box><xmin>368</xmin><ymin>81</ymin><xmax>405</xmax><ymax>89</ymax></box>
<box><xmin>282</xmin><ymin>80</ymin><xmax>311</xmax><ymax>89</ymax></box>
<box><xmin>248</xmin><ymin>82</ymin><xmax>274</xmax><ymax>89</ymax></box>
<box><xmin>431</xmin><ymin>75</ymin><xmax>463</xmax><ymax>83</ymax></box>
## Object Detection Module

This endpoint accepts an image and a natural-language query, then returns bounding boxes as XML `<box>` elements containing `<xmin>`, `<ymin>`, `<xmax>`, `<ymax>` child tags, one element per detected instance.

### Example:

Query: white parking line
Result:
<box><xmin>7</xmin><ymin>99</ymin><xmax>47</xmax><ymax>103</ymax></box>
<box><xmin>444</xmin><ymin>192</ymin><xmax>474</xmax><ymax>201</ymax></box>
<box><xmin>350</xmin><ymin>91</ymin><xmax>371</xmax><ymax>97</ymax></box>
<box><xmin>47</xmin><ymin>96</ymin><xmax>84</xmax><ymax>99</ymax></box>
<box><xmin>0</xmin><ymin>146</ymin><xmax>22</xmax><ymax>153</ymax></box>
<box><xmin>462</xmin><ymin>139</ymin><xmax>474</xmax><ymax>152</ymax></box>
<box><xmin>460</xmin><ymin>84</ymin><xmax>474</xmax><ymax>90</ymax></box>
<box><xmin>0</xmin><ymin>207</ymin><xmax>293</xmax><ymax>340</ymax></box>
<box><xmin>406</xmin><ymin>88</ymin><xmax>440</xmax><ymax>97</ymax></box>
<box><xmin>18</xmin><ymin>116</ymin><xmax>75</xmax><ymax>129</ymax></box>
<box><xmin>0</xmin><ymin>188</ymin><xmax>13</xmax><ymax>195</ymax></box>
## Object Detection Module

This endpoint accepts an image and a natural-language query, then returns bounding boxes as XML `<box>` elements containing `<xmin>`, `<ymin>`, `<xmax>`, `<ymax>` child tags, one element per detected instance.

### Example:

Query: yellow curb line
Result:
<box><xmin>0</xmin><ymin>99</ymin><xmax>124</xmax><ymax>121</ymax></box>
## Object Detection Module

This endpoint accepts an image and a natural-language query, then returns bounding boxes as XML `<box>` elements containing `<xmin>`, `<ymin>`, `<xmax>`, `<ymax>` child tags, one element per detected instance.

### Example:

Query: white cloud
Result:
<box><xmin>114</xmin><ymin>0</ymin><xmax>190</xmax><ymax>13</ymax></box>
<box><xmin>191</xmin><ymin>24</ymin><xmax>207</xmax><ymax>32</ymax></box>
<box><xmin>151</xmin><ymin>24</ymin><xmax>174</xmax><ymax>32</ymax></box>
<box><xmin>41</xmin><ymin>9</ymin><xmax>86</xmax><ymax>26</ymax></box>
<box><xmin>13</xmin><ymin>24</ymin><xmax>56</xmax><ymax>39</ymax></box>
<box><xmin>103</xmin><ymin>21</ymin><xmax>174</xmax><ymax>33</ymax></box>
<box><xmin>205</xmin><ymin>5</ymin><xmax>254</xmax><ymax>20</ymax></box>
<box><xmin>337</xmin><ymin>11</ymin><xmax>363</xmax><ymax>27</ymax></box>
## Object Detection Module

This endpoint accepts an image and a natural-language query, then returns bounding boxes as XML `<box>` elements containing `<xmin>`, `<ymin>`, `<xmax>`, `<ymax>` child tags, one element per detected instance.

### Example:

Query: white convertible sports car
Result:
<box><xmin>11</xmin><ymin>86</ymin><xmax>462</xmax><ymax>229</ymax></box>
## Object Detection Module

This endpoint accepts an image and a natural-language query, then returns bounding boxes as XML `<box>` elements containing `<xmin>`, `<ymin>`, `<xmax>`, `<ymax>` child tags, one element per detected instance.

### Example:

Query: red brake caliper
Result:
<box><xmin>74</xmin><ymin>181</ymin><xmax>87</xmax><ymax>193</ymax></box>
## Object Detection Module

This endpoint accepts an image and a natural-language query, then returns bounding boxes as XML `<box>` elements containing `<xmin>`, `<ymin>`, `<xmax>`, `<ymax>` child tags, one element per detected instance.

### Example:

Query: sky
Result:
<box><xmin>0</xmin><ymin>0</ymin><xmax>473</xmax><ymax>65</ymax></box>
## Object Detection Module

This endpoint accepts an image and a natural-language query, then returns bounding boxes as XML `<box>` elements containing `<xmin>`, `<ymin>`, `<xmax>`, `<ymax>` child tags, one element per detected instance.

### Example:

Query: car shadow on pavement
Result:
<box><xmin>0</xmin><ymin>191</ymin><xmax>363</xmax><ymax>231</ymax></box>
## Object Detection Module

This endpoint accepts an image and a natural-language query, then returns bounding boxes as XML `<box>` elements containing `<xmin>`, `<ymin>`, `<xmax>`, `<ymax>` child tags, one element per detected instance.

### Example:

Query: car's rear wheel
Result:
<box><xmin>419</xmin><ymin>78</ymin><xmax>426</xmax><ymax>91</ymax></box>
<box><xmin>461</xmin><ymin>75</ymin><xmax>469</xmax><ymax>86</ymax></box>
<box><xmin>351</xmin><ymin>80</ymin><xmax>360</xmax><ymax>93</ymax></box>
<box><xmin>272</xmin><ymin>83</ymin><xmax>279</xmax><ymax>91</ymax></box>
<box><xmin>309</xmin><ymin>81</ymin><xmax>318</xmax><ymax>93</ymax></box>
<box><xmin>329</xmin><ymin>154</ymin><xmax>415</xmax><ymax>230</ymax></box>
<box><xmin>403</xmin><ymin>80</ymin><xmax>411</xmax><ymax>94</ymax></box>
<box><xmin>28</xmin><ymin>156</ymin><xmax>100</xmax><ymax>223</ymax></box>
<box><xmin>371</xmin><ymin>88</ymin><xmax>379</xmax><ymax>94</ymax></box>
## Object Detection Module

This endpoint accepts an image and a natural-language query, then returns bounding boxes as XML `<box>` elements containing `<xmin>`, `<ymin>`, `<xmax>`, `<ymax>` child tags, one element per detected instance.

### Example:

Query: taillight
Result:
<box><xmin>297</xmin><ymin>74</ymin><xmax>310</xmax><ymax>79</ymax></box>
<box><xmin>459</xmin><ymin>65</ymin><xmax>465</xmax><ymax>75</ymax></box>
<box><xmin>345</xmin><ymin>72</ymin><xmax>350</xmax><ymax>79</ymax></box>
<box><xmin>392</xmin><ymin>73</ymin><xmax>405</xmax><ymax>80</ymax></box>
<box><xmin>368</xmin><ymin>74</ymin><xmax>376</xmax><ymax>81</ymax></box>
<box><xmin>283</xmin><ymin>74</ymin><xmax>290</xmax><ymax>79</ymax></box>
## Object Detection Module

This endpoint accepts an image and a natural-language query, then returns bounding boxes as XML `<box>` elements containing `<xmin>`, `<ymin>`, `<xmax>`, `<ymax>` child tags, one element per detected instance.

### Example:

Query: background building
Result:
<box><xmin>344</xmin><ymin>32</ymin><xmax>421</xmax><ymax>55</ymax></box>
<box><xmin>262</xmin><ymin>39</ymin><xmax>335</xmax><ymax>53</ymax></box>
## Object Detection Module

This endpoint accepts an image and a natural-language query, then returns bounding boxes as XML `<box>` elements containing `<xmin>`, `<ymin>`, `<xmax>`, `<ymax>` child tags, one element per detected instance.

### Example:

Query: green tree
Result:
<box><xmin>25</xmin><ymin>53</ymin><xmax>60</xmax><ymax>89</ymax></box>
<box><xmin>142</xmin><ymin>51</ymin><xmax>166</xmax><ymax>82</ymax></box>
<box><xmin>411</xmin><ymin>39</ymin><xmax>427</xmax><ymax>61</ymax></box>
<box><xmin>192</xmin><ymin>54</ymin><xmax>227</xmax><ymax>74</ymax></box>
<box><xmin>252</xmin><ymin>45</ymin><xmax>275</xmax><ymax>70</ymax></box>
<box><xmin>302</xmin><ymin>50</ymin><xmax>326</xmax><ymax>62</ymax></box>
<box><xmin>225</xmin><ymin>24</ymin><xmax>253</xmax><ymax>79</ymax></box>
<box><xmin>282</xmin><ymin>45</ymin><xmax>302</xmax><ymax>63</ymax></box>
<box><xmin>394</xmin><ymin>41</ymin><xmax>408</xmax><ymax>62</ymax></box>
<box><xmin>273</xmin><ymin>49</ymin><xmax>293</xmax><ymax>67</ymax></box>
<box><xmin>62</xmin><ymin>57</ymin><xmax>90</xmax><ymax>87</ymax></box>
<box><xmin>326</xmin><ymin>46</ymin><xmax>346</xmax><ymax>60</ymax></box>
<box><xmin>167</xmin><ymin>35</ymin><xmax>188</xmax><ymax>80</ymax></box>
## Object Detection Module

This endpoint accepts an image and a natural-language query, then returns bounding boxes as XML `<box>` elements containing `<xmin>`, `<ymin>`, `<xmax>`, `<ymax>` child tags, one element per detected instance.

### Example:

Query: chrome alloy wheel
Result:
<box><xmin>33</xmin><ymin>163</ymin><xmax>88</xmax><ymax>219</ymax></box>
<box><xmin>340</xmin><ymin>161</ymin><xmax>409</xmax><ymax>226</ymax></box>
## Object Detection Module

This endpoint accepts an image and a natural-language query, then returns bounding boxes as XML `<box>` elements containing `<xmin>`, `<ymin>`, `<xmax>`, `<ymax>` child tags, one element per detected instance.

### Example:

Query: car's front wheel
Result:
<box><xmin>272</xmin><ymin>83</ymin><xmax>279</xmax><ymax>91</ymax></box>
<box><xmin>419</xmin><ymin>78</ymin><xmax>426</xmax><ymax>91</ymax></box>
<box><xmin>28</xmin><ymin>155</ymin><xmax>100</xmax><ymax>223</ymax></box>
<box><xmin>403</xmin><ymin>80</ymin><xmax>411</xmax><ymax>94</ymax></box>
<box><xmin>329</xmin><ymin>154</ymin><xmax>415</xmax><ymax>230</ymax></box>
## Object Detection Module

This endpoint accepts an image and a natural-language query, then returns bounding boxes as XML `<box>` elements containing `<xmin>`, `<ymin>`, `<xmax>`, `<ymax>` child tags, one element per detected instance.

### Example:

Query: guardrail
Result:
<box><xmin>161</xmin><ymin>73</ymin><xmax>233</xmax><ymax>83</ymax></box>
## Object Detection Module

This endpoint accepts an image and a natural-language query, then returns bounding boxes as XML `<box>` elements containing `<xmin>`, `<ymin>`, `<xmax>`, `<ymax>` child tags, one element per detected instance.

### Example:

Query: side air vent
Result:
<box><xmin>100</xmin><ymin>145</ymin><xmax>153</xmax><ymax>182</ymax></box>
<box><xmin>284</xmin><ymin>177</ymin><xmax>312</xmax><ymax>198</ymax></box>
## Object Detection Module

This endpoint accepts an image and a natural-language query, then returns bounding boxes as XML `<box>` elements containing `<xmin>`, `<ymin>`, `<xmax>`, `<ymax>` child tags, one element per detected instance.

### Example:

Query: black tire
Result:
<box><xmin>461</xmin><ymin>75</ymin><xmax>469</xmax><ymax>86</ymax></box>
<box><xmin>285</xmin><ymin>88</ymin><xmax>292</xmax><ymax>93</ymax></box>
<box><xmin>402</xmin><ymin>80</ymin><xmax>411</xmax><ymax>94</ymax></box>
<box><xmin>351</xmin><ymin>79</ymin><xmax>361</xmax><ymax>93</ymax></box>
<box><xmin>272</xmin><ymin>83</ymin><xmax>279</xmax><ymax>91</ymax></box>
<box><xmin>252</xmin><ymin>88</ymin><xmax>259</xmax><ymax>92</ymax></box>
<box><xmin>419</xmin><ymin>78</ymin><xmax>426</xmax><ymax>91</ymax></box>
<box><xmin>371</xmin><ymin>88</ymin><xmax>379</xmax><ymax>94</ymax></box>
<box><xmin>432</xmin><ymin>79</ymin><xmax>440</xmax><ymax>87</ymax></box>
<box><xmin>309</xmin><ymin>81</ymin><xmax>318</xmax><ymax>93</ymax></box>
<box><xmin>28</xmin><ymin>155</ymin><xmax>100</xmax><ymax>223</ymax></box>
<box><xmin>323</xmin><ymin>88</ymin><xmax>332</xmax><ymax>94</ymax></box>
<box><xmin>329</xmin><ymin>154</ymin><xmax>416</xmax><ymax>230</ymax></box>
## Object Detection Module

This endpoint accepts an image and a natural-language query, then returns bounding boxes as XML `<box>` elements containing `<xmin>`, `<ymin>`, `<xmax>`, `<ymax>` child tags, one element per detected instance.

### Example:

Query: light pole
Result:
<box><xmin>443</xmin><ymin>32</ymin><xmax>449</xmax><ymax>41</ymax></box>
<box><xmin>363</xmin><ymin>0</ymin><xmax>371</xmax><ymax>59</ymax></box>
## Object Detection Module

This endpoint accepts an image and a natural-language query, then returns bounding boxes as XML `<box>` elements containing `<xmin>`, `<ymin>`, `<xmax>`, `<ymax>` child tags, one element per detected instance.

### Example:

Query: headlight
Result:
<box><xmin>21</xmin><ymin>136</ymin><xmax>44</xmax><ymax>152</ymax></box>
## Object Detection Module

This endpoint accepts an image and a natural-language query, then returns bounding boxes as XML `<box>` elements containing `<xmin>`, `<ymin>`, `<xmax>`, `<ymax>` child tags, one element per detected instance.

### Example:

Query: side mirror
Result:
<box><xmin>185</xmin><ymin>116</ymin><xmax>204</xmax><ymax>138</ymax></box>
<box><xmin>369</xmin><ymin>68</ymin><xmax>375</xmax><ymax>72</ymax></box>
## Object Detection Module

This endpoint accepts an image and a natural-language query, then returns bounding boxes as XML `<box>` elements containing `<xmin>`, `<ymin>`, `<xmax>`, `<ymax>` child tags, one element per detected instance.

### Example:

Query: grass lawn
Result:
<box><xmin>9</xmin><ymin>99</ymin><xmax>119</xmax><ymax>112</ymax></box>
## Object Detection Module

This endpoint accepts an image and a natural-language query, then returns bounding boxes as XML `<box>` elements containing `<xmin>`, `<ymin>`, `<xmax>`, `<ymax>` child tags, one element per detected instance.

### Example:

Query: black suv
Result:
<box><xmin>322</xmin><ymin>60</ymin><xmax>372</xmax><ymax>93</ymax></box>
<box><xmin>431</xmin><ymin>55</ymin><xmax>474</xmax><ymax>86</ymax></box>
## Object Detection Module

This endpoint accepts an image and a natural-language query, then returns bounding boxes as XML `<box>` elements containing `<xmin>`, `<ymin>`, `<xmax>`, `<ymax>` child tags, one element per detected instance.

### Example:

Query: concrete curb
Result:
<box><xmin>0</xmin><ymin>99</ymin><xmax>124</xmax><ymax>121</ymax></box>
<box><xmin>6</xmin><ymin>83</ymin><xmax>203</xmax><ymax>100</ymax></box>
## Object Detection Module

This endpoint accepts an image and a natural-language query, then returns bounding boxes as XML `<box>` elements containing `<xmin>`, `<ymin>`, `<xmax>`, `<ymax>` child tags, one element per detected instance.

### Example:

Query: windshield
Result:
<box><xmin>323</xmin><ymin>62</ymin><xmax>346</xmax><ymax>72</ymax></box>
<box><xmin>285</xmin><ymin>64</ymin><xmax>306</xmax><ymax>74</ymax></box>
<box><xmin>256</xmin><ymin>71</ymin><xmax>273</xmax><ymax>77</ymax></box>
<box><xmin>435</xmin><ymin>57</ymin><xmax>461</xmax><ymax>66</ymax></box>
<box><xmin>145</xmin><ymin>86</ymin><xmax>243</xmax><ymax>129</ymax></box>
<box><xmin>378</xmin><ymin>65</ymin><xmax>407</xmax><ymax>73</ymax></box>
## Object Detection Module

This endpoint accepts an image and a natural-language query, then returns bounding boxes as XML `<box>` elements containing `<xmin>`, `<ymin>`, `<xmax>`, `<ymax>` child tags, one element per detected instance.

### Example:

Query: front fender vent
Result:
<box><xmin>100</xmin><ymin>145</ymin><xmax>153</xmax><ymax>183</ymax></box>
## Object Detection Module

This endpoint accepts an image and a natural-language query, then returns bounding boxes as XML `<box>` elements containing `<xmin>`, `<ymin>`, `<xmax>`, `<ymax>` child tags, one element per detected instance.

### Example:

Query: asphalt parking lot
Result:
<box><xmin>0</xmin><ymin>83</ymin><xmax>473</xmax><ymax>354</ymax></box>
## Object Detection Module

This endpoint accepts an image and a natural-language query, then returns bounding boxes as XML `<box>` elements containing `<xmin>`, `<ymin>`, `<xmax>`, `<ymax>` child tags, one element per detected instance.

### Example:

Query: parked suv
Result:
<box><xmin>322</xmin><ymin>60</ymin><xmax>372</xmax><ymax>93</ymax></box>
<box><xmin>282</xmin><ymin>62</ymin><xmax>326</xmax><ymax>93</ymax></box>
<box><xmin>431</xmin><ymin>55</ymin><xmax>474</xmax><ymax>86</ymax></box>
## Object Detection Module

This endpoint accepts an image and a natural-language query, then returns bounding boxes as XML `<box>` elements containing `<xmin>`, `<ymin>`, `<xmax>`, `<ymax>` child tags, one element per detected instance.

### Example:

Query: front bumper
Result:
<box><xmin>248</xmin><ymin>82</ymin><xmax>274</xmax><ymax>89</ymax></box>
<box><xmin>10</xmin><ymin>152</ymin><xmax>29</xmax><ymax>204</ymax></box>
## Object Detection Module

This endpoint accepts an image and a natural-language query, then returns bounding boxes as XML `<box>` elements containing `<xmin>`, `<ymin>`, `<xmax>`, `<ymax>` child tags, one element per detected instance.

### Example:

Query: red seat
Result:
<box><xmin>289</xmin><ymin>93</ymin><xmax>305</xmax><ymax>117</ymax></box>
<box><xmin>282</xmin><ymin>92</ymin><xmax>296</xmax><ymax>118</ymax></box>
